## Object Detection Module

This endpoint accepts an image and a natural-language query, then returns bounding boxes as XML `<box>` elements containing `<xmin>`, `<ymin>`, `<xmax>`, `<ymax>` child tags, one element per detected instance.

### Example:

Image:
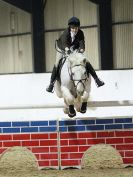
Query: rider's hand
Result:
<box><xmin>79</xmin><ymin>49</ymin><xmax>84</xmax><ymax>53</ymax></box>
<box><xmin>67</xmin><ymin>50</ymin><xmax>71</xmax><ymax>55</ymax></box>
<box><xmin>65</xmin><ymin>47</ymin><xmax>71</xmax><ymax>55</ymax></box>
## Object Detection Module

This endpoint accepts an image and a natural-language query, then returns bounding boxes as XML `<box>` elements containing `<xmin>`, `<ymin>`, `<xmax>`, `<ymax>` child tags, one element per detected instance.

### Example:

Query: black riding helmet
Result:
<box><xmin>68</xmin><ymin>17</ymin><xmax>80</xmax><ymax>27</ymax></box>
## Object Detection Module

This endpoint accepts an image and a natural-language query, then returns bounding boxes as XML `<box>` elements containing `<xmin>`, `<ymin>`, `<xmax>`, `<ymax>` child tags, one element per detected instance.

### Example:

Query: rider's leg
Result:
<box><xmin>86</xmin><ymin>62</ymin><xmax>105</xmax><ymax>87</ymax></box>
<box><xmin>46</xmin><ymin>50</ymin><xmax>62</xmax><ymax>93</ymax></box>
<box><xmin>46</xmin><ymin>65</ymin><xmax>57</xmax><ymax>92</ymax></box>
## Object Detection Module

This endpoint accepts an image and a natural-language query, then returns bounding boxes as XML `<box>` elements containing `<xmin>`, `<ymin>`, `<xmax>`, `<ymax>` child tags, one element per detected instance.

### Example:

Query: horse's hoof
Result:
<box><xmin>68</xmin><ymin>112</ymin><xmax>76</xmax><ymax>118</ymax></box>
<box><xmin>68</xmin><ymin>105</ymin><xmax>76</xmax><ymax>117</ymax></box>
<box><xmin>80</xmin><ymin>102</ymin><xmax>87</xmax><ymax>114</ymax></box>
<box><xmin>80</xmin><ymin>109</ymin><xmax>86</xmax><ymax>114</ymax></box>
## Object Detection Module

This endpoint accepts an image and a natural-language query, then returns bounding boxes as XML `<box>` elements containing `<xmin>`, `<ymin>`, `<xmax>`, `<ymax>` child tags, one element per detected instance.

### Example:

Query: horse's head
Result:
<box><xmin>68</xmin><ymin>52</ymin><xmax>88</xmax><ymax>96</ymax></box>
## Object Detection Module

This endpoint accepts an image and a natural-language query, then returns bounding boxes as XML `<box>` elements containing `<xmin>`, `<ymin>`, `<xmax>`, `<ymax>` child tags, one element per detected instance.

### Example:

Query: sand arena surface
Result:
<box><xmin>0</xmin><ymin>146</ymin><xmax>133</xmax><ymax>177</ymax></box>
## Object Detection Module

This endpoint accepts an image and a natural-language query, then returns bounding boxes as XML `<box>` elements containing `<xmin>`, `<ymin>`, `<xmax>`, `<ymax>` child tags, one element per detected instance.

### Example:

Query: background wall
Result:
<box><xmin>0</xmin><ymin>1</ymin><xmax>32</xmax><ymax>74</ymax></box>
<box><xmin>0</xmin><ymin>0</ymin><xmax>133</xmax><ymax>73</ymax></box>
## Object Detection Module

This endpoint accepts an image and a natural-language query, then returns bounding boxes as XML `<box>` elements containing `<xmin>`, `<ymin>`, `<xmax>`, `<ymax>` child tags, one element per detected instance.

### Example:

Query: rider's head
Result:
<box><xmin>68</xmin><ymin>17</ymin><xmax>80</xmax><ymax>33</ymax></box>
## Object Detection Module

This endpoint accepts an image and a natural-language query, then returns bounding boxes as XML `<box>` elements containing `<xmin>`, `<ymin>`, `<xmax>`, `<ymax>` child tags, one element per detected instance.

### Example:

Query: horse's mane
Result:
<box><xmin>68</xmin><ymin>51</ymin><xmax>87</xmax><ymax>67</ymax></box>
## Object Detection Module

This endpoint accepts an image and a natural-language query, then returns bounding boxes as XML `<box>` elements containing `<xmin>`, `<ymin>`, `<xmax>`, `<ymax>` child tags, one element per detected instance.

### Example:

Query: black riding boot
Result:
<box><xmin>86</xmin><ymin>62</ymin><xmax>105</xmax><ymax>87</ymax></box>
<box><xmin>46</xmin><ymin>65</ymin><xmax>57</xmax><ymax>93</ymax></box>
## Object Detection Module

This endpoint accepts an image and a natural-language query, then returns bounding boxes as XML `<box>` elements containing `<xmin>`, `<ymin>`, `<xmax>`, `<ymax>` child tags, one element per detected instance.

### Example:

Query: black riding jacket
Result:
<box><xmin>57</xmin><ymin>27</ymin><xmax>85</xmax><ymax>51</ymax></box>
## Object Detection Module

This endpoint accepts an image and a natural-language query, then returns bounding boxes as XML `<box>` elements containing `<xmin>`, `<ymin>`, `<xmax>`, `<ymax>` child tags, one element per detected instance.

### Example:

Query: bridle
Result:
<box><xmin>68</xmin><ymin>63</ymin><xmax>88</xmax><ymax>95</ymax></box>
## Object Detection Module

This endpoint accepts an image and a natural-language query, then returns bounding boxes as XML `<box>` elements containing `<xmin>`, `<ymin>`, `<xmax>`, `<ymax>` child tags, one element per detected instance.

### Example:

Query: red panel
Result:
<box><xmin>0</xmin><ymin>135</ymin><xmax>12</xmax><ymax>140</ymax></box>
<box><xmin>106</xmin><ymin>138</ymin><xmax>124</xmax><ymax>144</ymax></box>
<box><xmin>123</xmin><ymin>158</ymin><xmax>133</xmax><ymax>164</ymax></box>
<box><xmin>50</xmin><ymin>133</ymin><xmax>57</xmax><ymax>139</ymax></box>
<box><xmin>40</xmin><ymin>140</ymin><xmax>57</xmax><ymax>146</ymax></box>
<box><xmin>31</xmin><ymin>134</ymin><xmax>48</xmax><ymax>139</ymax></box>
<box><xmin>50</xmin><ymin>147</ymin><xmax>58</xmax><ymax>152</ymax></box>
<box><xmin>70</xmin><ymin>153</ymin><xmax>83</xmax><ymax>159</ymax></box>
<box><xmin>13</xmin><ymin>134</ymin><xmax>30</xmax><ymax>140</ymax></box>
<box><xmin>125</xmin><ymin>138</ymin><xmax>133</xmax><ymax>143</ymax></box>
<box><xmin>116</xmin><ymin>144</ymin><xmax>133</xmax><ymax>151</ymax></box>
<box><xmin>69</xmin><ymin>139</ymin><xmax>87</xmax><ymax>145</ymax></box>
<box><xmin>87</xmin><ymin>138</ymin><xmax>105</xmax><ymax>144</ymax></box>
<box><xmin>60</xmin><ymin>133</ymin><xmax>78</xmax><ymax>139</ymax></box>
<box><xmin>60</xmin><ymin>140</ymin><xmax>69</xmax><ymax>146</ymax></box>
<box><xmin>79</xmin><ymin>146</ymin><xmax>90</xmax><ymax>152</ymax></box>
<box><xmin>115</xmin><ymin>131</ymin><xmax>133</xmax><ymax>137</ymax></box>
<box><xmin>97</xmin><ymin>131</ymin><xmax>115</xmax><ymax>138</ymax></box>
<box><xmin>22</xmin><ymin>141</ymin><xmax>39</xmax><ymax>146</ymax></box>
<box><xmin>40</xmin><ymin>154</ymin><xmax>58</xmax><ymax>160</ymax></box>
<box><xmin>3</xmin><ymin>141</ymin><xmax>21</xmax><ymax>147</ymax></box>
<box><xmin>50</xmin><ymin>160</ymin><xmax>58</xmax><ymax>166</ymax></box>
<box><xmin>61</xmin><ymin>154</ymin><xmax>69</xmax><ymax>159</ymax></box>
<box><xmin>38</xmin><ymin>160</ymin><xmax>50</xmax><ymax>167</ymax></box>
<box><xmin>78</xmin><ymin>132</ymin><xmax>96</xmax><ymax>138</ymax></box>
<box><xmin>61</xmin><ymin>160</ymin><xmax>80</xmax><ymax>166</ymax></box>
<box><xmin>125</xmin><ymin>151</ymin><xmax>133</xmax><ymax>157</ymax></box>
<box><xmin>61</xmin><ymin>146</ymin><xmax>78</xmax><ymax>152</ymax></box>
<box><xmin>31</xmin><ymin>147</ymin><xmax>49</xmax><ymax>153</ymax></box>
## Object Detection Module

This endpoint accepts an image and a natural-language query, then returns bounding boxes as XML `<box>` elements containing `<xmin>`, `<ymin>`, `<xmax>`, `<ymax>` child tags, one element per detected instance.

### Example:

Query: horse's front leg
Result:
<box><xmin>80</xmin><ymin>91</ymin><xmax>89</xmax><ymax>113</ymax></box>
<box><xmin>61</xmin><ymin>86</ymin><xmax>76</xmax><ymax>117</ymax></box>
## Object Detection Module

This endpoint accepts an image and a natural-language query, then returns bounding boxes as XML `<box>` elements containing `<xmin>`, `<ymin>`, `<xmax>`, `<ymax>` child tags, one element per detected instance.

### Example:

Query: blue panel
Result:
<box><xmin>77</xmin><ymin>119</ymin><xmax>95</xmax><ymax>125</ymax></box>
<box><xmin>49</xmin><ymin>121</ymin><xmax>57</xmax><ymax>126</ymax></box>
<box><xmin>59</xmin><ymin>127</ymin><xmax>68</xmax><ymax>132</ymax></box>
<box><xmin>21</xmin><ymin>127</ymin><xmax>38</xmax><ymax>132</ymax></box>
<box><xmin>124</xmin><ymin>124</ymin><xmax>133</xmax><ymax>129</ymax></box>
<box><xmin>96</xmin><ymin>119</ymin><xmax>113</xmax><ymax>124</ymax></box>
<box><xmin>12</xmin><ymin>121</ymin><xmax>29</xmax><ymax>127</ymax></box>
<box><xmin>0</xmin><ymin>122</ymin><xmax>11</xmax><ymax>127</ymax></box>
<box><xmin>39</xmin><ymin>127</ymin><xmax>57</xmax><ymax>132</ymax></box>
<box><xmin>86</xmin><ymin>125</ymin><xmax>104</xmax><ymax>131</ymax></box>
<box><xmin>115</xmin><ymin>118</ymin><xmax>132</xmax><ymax>123</ymax></box>
<box><xmin>59</xmin><ymin>120</ymin><xmax>76</xmax><ymax>126</ymax></box>
<box><xmin>31</xmin><ymin>121</ymin><xmax>48</xmax><ymax>126</ymax></box>
<box><xmin>3</xmin><ymin>128</ymin><xmax>20</xmax><ymax>133</ymax></box>
<box><xmin>68</xmin><ymin>126</ymin><xmax>85</xmax><ymax>132</ymax></box>
<box><xmin>105</xmin><ymin>124</ymin><xmax>122</xmax><ymax>130</ymax></box>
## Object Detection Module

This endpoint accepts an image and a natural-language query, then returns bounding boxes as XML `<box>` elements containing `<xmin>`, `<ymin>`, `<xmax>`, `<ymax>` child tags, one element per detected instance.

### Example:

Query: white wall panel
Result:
<box><xmin>113</xmin><ymin>24</ymin><xmax>133</xmax><ymax>69</ymax></box>
<box><xmin>0</xmin><ymin>35</ymin><xmax>33</xmax><ymax>74</ymax></box>
<box><xmin>74</xmin><ymin>0</ymin><xmax>97</xmax><ymax>26</ymax></box>
<box><xmin>44</xmin><ymin>0</ymin><xmax>73</xmax><ymax>29</ymax></box>
<box><xmin>83</xmin><ymin>28</ymin><xmax>99</xmax><ymax>70</ymax></box>
<box><xmin>112</xmin><ymin>0</ymin><xmax>133</xmax><ymax>69</ymax></box>
<box><xmin>45</xmin><ymin>31</ymin><xmax>63</xmax><ymax>72</ymax></box>
<box><xmin>0</xmin><ymin>1</ymin><xmax>32</xmax><ymax>73</ymax></box>
<box><xmin>112</xmin><ymin>0</ymin><xmax>133</xmax><ymax>22</ymax></box>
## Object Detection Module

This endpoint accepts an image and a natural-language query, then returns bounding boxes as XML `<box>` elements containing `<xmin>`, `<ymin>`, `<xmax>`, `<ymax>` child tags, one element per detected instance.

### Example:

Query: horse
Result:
<box><xmin>54</xmin><ymin>51</ymin><xmax>91</xmax><ymax>117</ymax></box>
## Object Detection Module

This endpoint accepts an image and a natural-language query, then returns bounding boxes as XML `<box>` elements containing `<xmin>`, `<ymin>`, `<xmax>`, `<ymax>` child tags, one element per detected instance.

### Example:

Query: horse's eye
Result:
<box><xmin>72</xmin><ymin>72</ymin><xmax>74</xmax><ymax>76</ymax></box>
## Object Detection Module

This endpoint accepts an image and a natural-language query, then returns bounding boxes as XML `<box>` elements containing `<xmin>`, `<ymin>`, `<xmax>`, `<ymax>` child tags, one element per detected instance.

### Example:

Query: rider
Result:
<box><xmin>46</xmin><ymin>16</ymin><xmax>105</xmax><ymax>93</ymax></box>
